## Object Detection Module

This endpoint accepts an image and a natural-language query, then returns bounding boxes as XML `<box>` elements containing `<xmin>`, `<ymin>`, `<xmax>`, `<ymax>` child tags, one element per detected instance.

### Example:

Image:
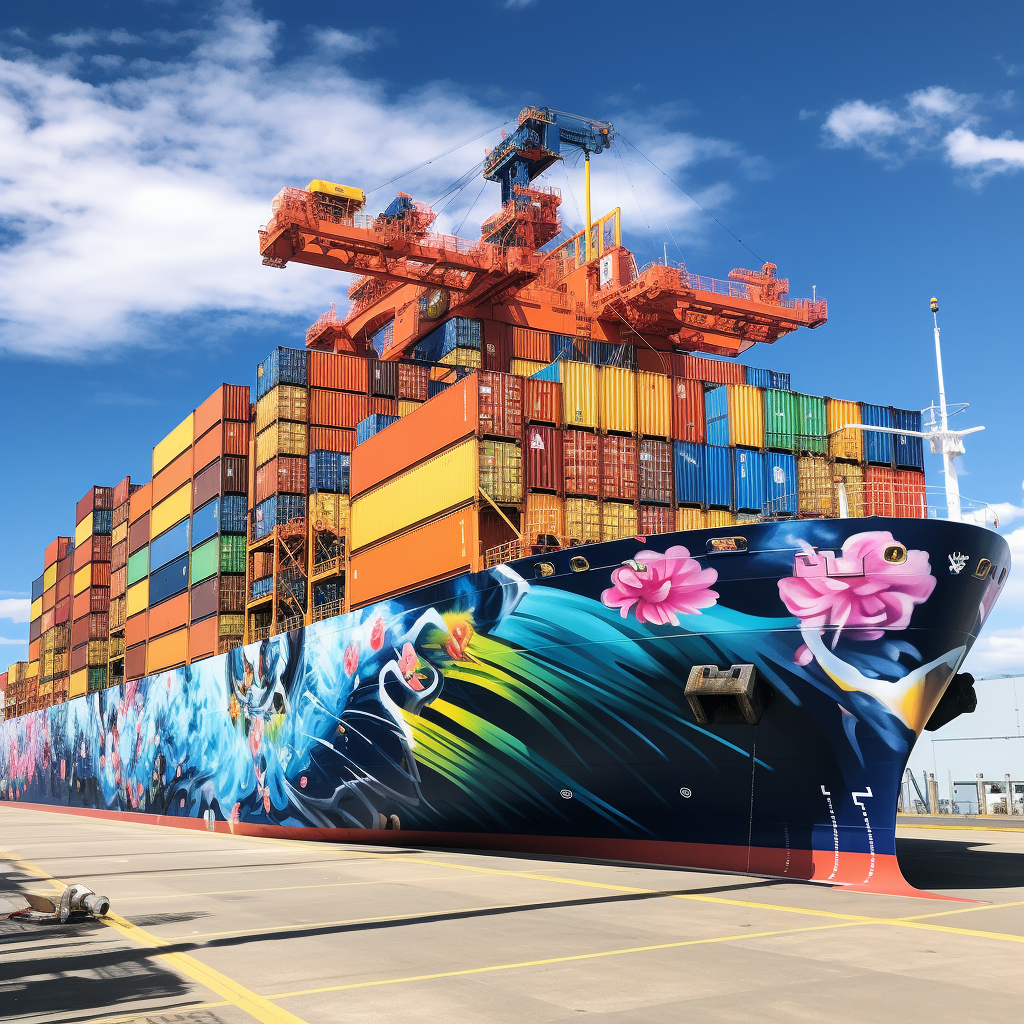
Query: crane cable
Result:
<box><xmin>618</xmin><ymin>134</ymin><xmax>765</xmax><ymax>265</ymax></box>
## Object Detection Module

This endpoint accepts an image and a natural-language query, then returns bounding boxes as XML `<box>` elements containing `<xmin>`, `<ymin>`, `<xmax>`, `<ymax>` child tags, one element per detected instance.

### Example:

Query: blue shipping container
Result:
<box><xmin>764</xmin><ymin>452</ymin><xmax>798</xmax><ymax>514</ymax></box>
<box><xmin>309</xmin><ymin>450</ymin><xmax>351</xmax><ymax>494</ymax></box>
<box><xmin>733</xmin><ymin>449</ymin><xmax>767</xmax><ymax>512</ymax></box>
<box><xmin>588</xmin><ymin>339</ymin><xmax>637</xmax><ymax>369</ymax></box>
<box><xmin>31</xmin><ymin>574</ymin><xmax>44</xmax><ymax>602</ymax></box>
<box><xmin>530</xmin><ymin>360</ymin><xmax>561</xmax><ymax>383</ymax></box>
<box><xmin>860</xmin><ymin>403</ymin><xmax>895</xmax><ymax>465</ymax></box>
<box><xmin>356</xmin><ymin>413</ymin><xmax>400</xmax><ymax>446</ymax></box>
<box><xmin>892</xmin><ymin>408</ymin><xmax>925</xmax><ymax>470</ymax></box>
<box><xmin>744</xmin><ymin>367</ymin><xmax>792</xmax><ymax>391</ymax></box>
<box><xmin>191</xmin><ymin>498</ymin><xmax>219</xmax><ymax>547</ymax></box>
<box><xmin>252</xmin><ymin>576</ymin><xmax>273</xmax><ymax>601</ymax></box>
<box><xmin>92</xmin><ymin>509</ymin><xmax>113</xmax><ymax>535</ymax></box>
<box><xmin>551</xmin><ymin>334</ymin><xmax>585</xmax><ymax>362</ymax></box>
<box><xmin>151</xmin><ymin>519</ymin><xmax>190</xmax><ymax>571</ymax></box>
<box><xmin>370</xmin><ymin>319</ymin><xmax>394</xmax><ymax>357</ymax></box>
<box><xmin>427</xmin><ymin>379</ymin><xmax>452</xmax><ymax>398</ymax></box>
<box><xmin>414</xmin><ymin>317</ymin><xmax>482</xmax><ymax>362</ymax></box>
<box><xmin>149</xmin><ymin>553</ymin><xmax>189</xmax><ymax>605</ymax></box>
<box><xmin>313</xmin><ymin>580</ymin><xmax>342</xmax><ymax>606</ymax></box>
<box><xmin>705</xmin><ymin>386</ymin><xmax>730</xmax><ymax>447</ymax></box>
<box><xmin>673</xmin><ymin>442</ymin><xmax>733</xmax><ymax>508</ymax></box>
<box><xmin>220</xmin><ymin>494</ymin><xmax>247</xmax><ymax>534</ymax></box>
<box><xmin>251</xmin><ymin>495</ymin><xmax>306</xmax><ymax>542</ymax></box>
<box><xmin>256</xmin><ymin>347</ymin><xmax>308</xmax><ymax>400</ymax></box>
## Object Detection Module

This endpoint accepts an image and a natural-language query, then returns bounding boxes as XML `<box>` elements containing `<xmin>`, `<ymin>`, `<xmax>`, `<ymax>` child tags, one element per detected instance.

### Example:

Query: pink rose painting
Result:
<box><xmin>778</xmin><ymin>531</ymin><xmax>936</xmax><ymax>666</ymax></box>
<box><xmin>602</xmin><ymin>546</ymin><xmax>719</xmax><ymax>626</ymax></box>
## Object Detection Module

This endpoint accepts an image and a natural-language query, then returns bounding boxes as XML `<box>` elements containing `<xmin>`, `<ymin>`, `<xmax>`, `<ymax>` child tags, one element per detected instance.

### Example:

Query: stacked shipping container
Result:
<box><xmin>71</xmin><ymin>486</ymin><xmax>113</xmax><ymax>696</ymax></box>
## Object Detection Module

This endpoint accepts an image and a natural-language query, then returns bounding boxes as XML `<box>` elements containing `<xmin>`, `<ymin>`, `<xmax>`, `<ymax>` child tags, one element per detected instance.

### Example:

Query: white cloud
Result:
<box><xmin>0</xmin><ymin>3</ymin><xmax>756</xmax><ymax>360</ymax></box>
<box><xmin>964</xmin><ymin>628</ymin><xmax>1024</xmax><ymax>676</ymax></box>
<box><xmin>0</xmin><ymin>637</ymin><xmax>29</xmax><ymax>647</ymax></box>
<box><xmin>314</xmin><ymin>28</ymin><xmax>380</xmax><ymax>55</ymax></box>
<box><xmin>0</xmin><ymin>599</ymin><xmax>31</xmax><ymax>623</ymax></box>
<box><xmin>989</xmin><ymin>502</ymin><xmax>1024</xmax><ymax>529</ymax></box>
<box><xmin>820</xmin><ymin>84</ymin><xmax>1021</xmax><ymax>182</ymax></box>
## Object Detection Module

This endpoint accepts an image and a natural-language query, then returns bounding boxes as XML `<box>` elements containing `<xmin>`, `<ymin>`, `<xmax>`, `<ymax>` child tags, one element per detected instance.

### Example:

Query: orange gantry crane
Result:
<box><xmin>258</xmin><ymin>107</ymin><xmax>826</xmax><ymax>361</ymax></box>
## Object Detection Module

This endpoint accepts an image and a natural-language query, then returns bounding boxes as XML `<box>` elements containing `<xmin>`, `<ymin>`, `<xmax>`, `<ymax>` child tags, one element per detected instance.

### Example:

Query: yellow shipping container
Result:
<box><xmin>151</xmin><ymin>483</ymin><xmax>191</xmax><ymax>537</ymax></box>
<box><xmin>43</xmin><ymin>563</ymin><xmax>57</xmax><ymax>591</ymax></box>
<box><xmin>601</xmin><ymin>500</ymin><xmax>639</xmax><ymax>542</ymax></box>
<box><xmin>26</xmin><ymin>660</ymin><xmax>38</xmax><ymax>679</ymax></box>
<box><xmin>126</xmin><ymin>579</ymin><xmax>149</xmax><ymax>617</ymax></box>
<box><xmin>827</xmin><ymin>398</ymin><xmax>863</xmax><ymax>461</ymax></box>
<box><xmin>510</xmin><ymin>358</ymin><xmax>548</xmax><ymax>378</ymax></box>
<box><xmin>309</xmin><ymin>493</ymin><xmax>351</xmax><ymax>533</ymax></box>
<box><xmin>30</xmin><ymin>597</ymin><xmax>42</xmax><ymax>622</ymax></box>
<box><xmin>351</xmin><ymin>439</ymin><xmax>477</xmax><ymax>550</ymax></box>
<box><xmin>153</xmin><ymin>413</ymin><xmax>194</xmax><ymax>476</ymax></box>
<box><xmin>73</xmin><ymin>564</ymin><xmax>92</xmax><ymax>596</ymax></box>
<box><xmin>676</xmin><ymin>507</ymin><xmax>705</xmax><ymax>531</ymax></box>
<box><xmin>564</xmin><ymin>498</ymin><xmax>602</xmax><ymax>544</ymax></box>
<box><xmin>478</xmin><ymin>440</ymin><xmax>523</xmax><ymax>504</ymax></box>
<box><xmin>599</xmin><ymin>367</ymin><xmax>637</xmax><ymax>434</ymax></box>
<box><xmin>255</xmin><ymin>384</ymin><xmax>308</xmax><ymax>434</ymax></box>
<box><xmin>70</xmin><ymin>669</ymin><xmax>88</xmax><ymax>698</ymax></box>
<box><xmin>833</xmin><ymin>460</ymin><xmax>866</xmax><ymax>517</ymax></box>
<box><xmin>74</xmin><ymin>512</ymin><xmax>95</xmax><ymax>548</ymax></box>
<box><xmin>728</xmin><ymin>384</ymin><xmax>765</xmax><ymax>449</ymax></box>
<box><xmin>112</xmin><ymin>520</ymin><xmax>128</xmax><ymax>546</ymax></box>
<box><xmin>705</xmin><ymin>510</ymin><xmax>734</xmax><ymax>528</ymax></box>
<box><xmin>438</xmin><ymin>347</ymin><xmax>482</xmax><ymax>368</ymax></box>
<box><xmin>798</xmin><ymin>457</ymin><xmax>834</xmax><ymax>514</ymax></box>
<box><xmin>525</xmin><ymin>493</ymin><xmax>564</xmax><ymax>542</ymax></box>
<box><xmin>255</xmin><ymin>420</ymin><xmax>308</xmax><ymax>467</ymax></box>
<box><xmin>397</xmin><ymin>400</ymin><xmax>422</xmax><ymax>417</ymax></box>
<box><xmin>637</xmin><ymin>372</ymin><xmax>672</xmax><ymax>438</ymax></box>
<box><xmin>561</xmin><ymin>362</ymin><xmax>599</xmax><ymax>429</ymax></box>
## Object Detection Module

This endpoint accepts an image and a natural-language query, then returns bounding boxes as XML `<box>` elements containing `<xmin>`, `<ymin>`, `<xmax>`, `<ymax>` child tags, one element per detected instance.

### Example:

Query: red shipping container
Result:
<box><xmin>71</xmin><ymin>644</ymin><xmax>88</xmax><ymax>673</ymax></box>
<box><xmin>482</xmin><ymin>321</ymin><xmax>512</xmax><ymax>372</ymax></box>
<box><xmin>129</xmin><ymin>513</ymin><xmax>150</xmax><ymax>554</ymax></box>
<box><xmin>524</xmin><ymin>425</ymin><xmax>563</xmax><ymax>492</ymax></box>
<box><xmin>57</xmin><ymin>574</ymin><xmax>71</xmax><ymax>602</ymax></box>
<box><xmin>76</xmin><ymin>485</ymin><xmax>113</xmax><ymax>525</ymax></box>
<box><xmin>193</xmin><ymin>455</ymin><xmax>248</xmax><ymax>507</ymax></box>
<box><xmin>110</xmin><ymin>567</ymin><xmax>127</xmax><ymax>599</ymax></box>
<box><xmin>71</xmin><ymin>616</ymin><xmax>89</xmax><ymax>649</ymax></box>
<box><xmin>369</xmin><ymin>396</ymin><xmax>399</xmax><ymax>417</ymax></box>
<box><xmin>675</xmin><ymin>354</ymin><xmax>744</xmax><ymax>385</ymax></box>
<box><xmin>477</xmin><ymin>371</ymin><xmax>523</xmax><ymax>439</ymax></box>
<box><xmin>309</xmin><ymin>426</ymin><xmax>357</xmax><ymax>453</ymax></box>
<box><xmin>523</xmin><ymin>379</ymin><xmax>562</xmax><ymax>426</ymax></box>
<box><xmin>397</xmin><ymin>362</ymin><xmax>429</xmax><ymax>402</ymax></box>
<box><xmin>41</xmin><ymin>608</ymin><xmax>55</xmax><ymax>633</ymax></box>
<box><xmin>309</xmin><ymin>351</ymin><xmax>369</xmax><ymax>393</ymax></box>
<box><xmin>189</xmin><ymin>616</ymin><xmax>218</xmax><ymax>661</ymax></box>
<box><xmin>637</xmin><ymin>348</ymin><xmax>675</xmax><ymax>375</ymax></box>
<box><xmin>54</xmin><ymin>597</ymin><xmax>71</xmax><ymax>625</ymax></box>
<box><xmin>57</xmin><ymin>553</ymin><xmax>74</xmax><ymax>581</ymax></box>
<box><xmin>111</xmin><ymin>539</ymin><xmax>128</xmax><ymax>573</ymax></box>
<box><xmin>255</xmin><ymin>456</ymin><xmax>308</xmax><ymax>504</ymax></box>
<box><xmin>672</xmin><ymin>377</ymin><xmax>706</xmax><ymax>443</ymax></box>
<box><xmin>75</xmin><ymin>534</ymin><xmax>112</xmax><ymax>570</ymax></box>
<box><xmin>639</xmin><ymin>504</ymin><xmax>675</xmax><ymax>536</ymax></box>
<box><xmin>126</xmin><ymin>612</ymin><xmax>148</xmax><ymax>647</ymax></box>
<box><xmin>126</xmin><ymin>642</ymin><xmax>147</xmax><ymax>681</ymax></box>
<box><xmin>864</xmin><ymin>467</ymin><xmax>897</xmax><ymax>517</ymax></box>
<box><xmin>639</xmin><ymin>439</ymin><xmax>674</xmax><ymax>505</ymax></box>
<box><xmin>310</xmin><ymin>389</ymin><xmax>370</xmax><ymax>428</ymax></box>
<box><xmin>44</xmin><ymin>537</ymin><xmax>72</xmax><ymax>568</ymax></box>
<box><xmin>194</xmin><ymin>383</ymin><xmax>251</xmax><ymax>439</ymax></box>
<box><xmin>511</xmin><ymin>326</ymin><xmax>551</xmax><ymax>362</ymax></box>
<box><xmin>149</xmin><ymin>592</ymin><xmax>189</xmax><ymax>639</ymax></box>
<box><xmin>112</xmin><ymin>475</ymin><xmax>133</xmax><ymax>509</ymax></box>
<box><xmin>564</xmin><ymin>429</ymin><xmax>600</xmax><ymax>496</ymax></box>
<box><xmin>895</xmin><ymin>469</ymin><xmax>927</xmax><ymax>519</ymax></box>
<box><xmin>600</xmin><ymin>435</ymin><xmax>639</xmax><ymax>501</ymax></box>
<box><xmin>73</xmin><ymin>587</ymin><xmax>109</xmax><ymax>619</ymax></box>
<box><xmin>113</xmin><ymin>502</ymin><xmax>129</xmax><ymax>528</ymax></box>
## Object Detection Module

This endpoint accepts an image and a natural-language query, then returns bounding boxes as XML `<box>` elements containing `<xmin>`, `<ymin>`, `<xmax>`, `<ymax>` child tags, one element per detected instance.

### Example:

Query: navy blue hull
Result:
<box><xmin>0</xmin><ymin>517</ymin><xmax>1009</xmax><ymax>890</ymax></box>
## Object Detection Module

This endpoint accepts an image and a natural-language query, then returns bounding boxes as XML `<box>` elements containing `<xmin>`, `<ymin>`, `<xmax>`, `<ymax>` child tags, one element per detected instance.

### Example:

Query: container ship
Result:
<box><xmin>1</xmin><ymin>107</ymin><xmax>1009</xmax><ymax>893</ymax></box>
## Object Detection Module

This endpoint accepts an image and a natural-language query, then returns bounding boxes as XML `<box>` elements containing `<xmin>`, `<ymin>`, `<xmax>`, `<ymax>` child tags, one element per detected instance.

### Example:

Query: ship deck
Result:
<box><xmin>1</xmin><ymin>806</ymin><xmax>1021</xmax><ymax>1023</ymax></box>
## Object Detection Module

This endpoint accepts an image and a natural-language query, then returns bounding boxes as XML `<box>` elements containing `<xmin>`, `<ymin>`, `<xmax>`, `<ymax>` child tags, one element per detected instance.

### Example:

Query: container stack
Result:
<box><xmin>5</xmin><ymin>662</ymin><xmax>34</xmax><ymax>719</ymax></box>
<box><xmin>70</xmin><ymin>487</ymin><xmax>113</xmax><ymax>696</ymax></box>
<box><xmin>190</xmin><ymin>385</ymin><xmax>250</xmax><ymax>658</ymax></box>
<box><xmin>0</xmin><ymin>670</ymin><xmax>6</xmax><ymax>722</ymax></box>
<box><xmin>107</xmin><ymin>476</ymin><xmax>136</xmax><ymax>690</ymax></box>
<box><xmin>125</xmin><ymin>482</ymin><xmax>152</xmax><ymax>682</ymax></box>
<box><xmin>308</xmin><ymin>450</ymin><xmax>350</xmax><ymax>622</ymax></box>
<box><xmin>36</xmin><ymin>536</ymin><xmax>73</xmax><ymax>705</ymax></box>
<box><xmin>249</xmin><ymin>349</ymin><xmax>311</xmax><ymax>640</ymax></box>
<box><xmin>414</xmin><ymin>317</ymin><xmax>484</xmax><ymax>369</ymax></box>
<box><xmin>28</xmin><ymin>570</ymin><xmax>42</xmax><ymax>703</ymax></box>
<box><xmin>348</xmin><ymin>371</ymin><xmax>523</xmax><ymax>607</ymax></box>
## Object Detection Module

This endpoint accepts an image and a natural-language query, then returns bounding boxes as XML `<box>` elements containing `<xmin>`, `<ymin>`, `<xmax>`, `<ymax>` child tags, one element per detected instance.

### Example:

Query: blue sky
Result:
<box><xmin>1</xmin><ymin>0</ymin><xmax>1022</xmax><ymax>679</ymax></box>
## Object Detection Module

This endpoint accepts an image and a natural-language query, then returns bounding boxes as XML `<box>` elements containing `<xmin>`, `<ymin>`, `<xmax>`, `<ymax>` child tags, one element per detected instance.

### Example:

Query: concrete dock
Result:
<box><xmin>1</xmin><ymin>806</ymin><xmax>1021</xmax><ymax>1023</ymax></box>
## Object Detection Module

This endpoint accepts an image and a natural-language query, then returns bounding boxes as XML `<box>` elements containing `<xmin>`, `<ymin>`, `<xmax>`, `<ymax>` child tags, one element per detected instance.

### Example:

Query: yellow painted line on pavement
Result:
<box><xmin>883</xmin><ymin>918</ymin><xmax>1024</xmax><ymax>943</ymax></box>
<box><xmin>266</xmin><ymin>920</ymin><xmax>865</xmax><ymax>1000</ymax></box>
<box><xmin>897</xmin><ymin>823</ymin><xmax>1024</xmax><ymax>832</ymax></box>
<box><xmin>0</xmin><ymin>849</ymin><xmax>310</xmax><ymax>1024</ymax></box>
<box><xmin>906</xmin><ymin>899</ymin><xmax>1024</xmax><ymax>923</ymax></box>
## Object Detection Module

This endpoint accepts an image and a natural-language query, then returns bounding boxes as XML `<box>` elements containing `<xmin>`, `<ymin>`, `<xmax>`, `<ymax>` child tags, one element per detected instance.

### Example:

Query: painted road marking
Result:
<box><xmin>1</xmin><ymin>850</ymin><xmax>311</xmax><ymax>1024</ymax></box>
<box><xmin>897</xmin><ymin>823</ymin><xmax>1024</xmax><ymax>832</ymax></box>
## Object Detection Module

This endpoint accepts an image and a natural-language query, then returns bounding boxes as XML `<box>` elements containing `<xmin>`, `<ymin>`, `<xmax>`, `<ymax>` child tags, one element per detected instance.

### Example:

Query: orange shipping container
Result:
<box><xmin>309</xmin><ymin>389</ymin><xmax>370</xmax><ymax>428</ymax></box>
<box><xmin>676</xmin><ymin>354</ymin><xmax>745</xmax><ymax>385</ymax></box>
<box><xmin>348</xmin><ymin>506</ymin><xmax>479</xmax><ymax>608</ymax></box>
<box><xmin>511</xmin><ymin>326</ymin><xmax>551</xmax><ymax>362</ymax></box>
<box><xmin>523</xmin><ymin>379</ymin><xmax>562</xmax><ymax>426</ymax></box>
<box><xmin>309</xmin><ymin>351</ymin><xmax>369</xmax><ymax>393</ymax></box>
<box><xmin>147</xmin><ymin>627</ymin><xmax>188</xmax><ymax>673</ymax></box>
<box><xmin>129</xmin><ymin>482</ymin><xmax>152</xmax><ymax>524</ymax></box>
<box><xmin>153</xmin><ymin>447</ymin><xmax>193</xmax><ymax>505</ymax></box>
<box><xmin>193</xmin><ymin>383</ymin><xmax>251</xmax><ymax>440</ymax></box>
<box><xmin>309</xmin><ymin>426</ymin><xmax>357</xmax><ymax>453</ymax></box>
<box><xmin>671</xmin><ymin>378</ymin><xmax>706</xmax><ymax>443</ymax></box>
<box><xmin>524</xmin><ymin>492</ymin><xmax>564</xmax><ymax>543</ymax></box>
<box><xmin>194</xmin><ymin>420</ymin><xmax>249</xmax><ymax>473</ymax></box>
<box><xmin>149</xmin><ymin>592</ymin><xmax>189</xmax><ymax>639</ymax></box>
<box><xmin>826</xmin><ymin>398</ymin><xmax>864</xmax><ymax>462</ymax></box>
<box><xmin>895</xmin><ymin>469</ymin><xmax>927</xmax><ymax>518</ymax></box>
<box><xmin>188</xmin><ymin>616</ymin><xmax>218</xmax><ymax>661</ymax></box>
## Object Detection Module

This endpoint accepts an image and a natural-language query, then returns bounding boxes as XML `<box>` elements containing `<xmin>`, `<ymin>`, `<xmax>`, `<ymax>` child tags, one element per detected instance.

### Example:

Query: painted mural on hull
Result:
<box><xmin>1</xmin><ymin>519</ymin><xmax>1008</xmax><ymax>884</ymax></box>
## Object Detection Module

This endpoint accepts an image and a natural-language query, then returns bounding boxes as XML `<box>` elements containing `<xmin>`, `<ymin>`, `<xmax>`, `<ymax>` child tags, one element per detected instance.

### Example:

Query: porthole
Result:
<box><xmin>707</xmin><ymin>536</ymin><xmax>748</xmax><ymax>553</ymax></box>
<box><xmin>535</xmin><ymin>561</ymin><xmax>555</xmax><ymax>578</ymax></box>
<box><xmin>570</xmin><ymin>555</ymin><xmax>590</xmax><ymax>573</ymax></box>
<box><xmin>974</xmin><ymin>558</ymin><xmax>992</xmax><ymax>580</ymax></box>
<box><xmin>883</xmin><ymin>544</ymin><xmax>907</xmax><ymax>564</ymax></box>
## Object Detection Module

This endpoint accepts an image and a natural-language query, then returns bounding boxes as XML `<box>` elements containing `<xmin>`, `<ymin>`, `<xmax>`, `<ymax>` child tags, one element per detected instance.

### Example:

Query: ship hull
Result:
<box><xmin>1</xmin><ymin>518</ymin><xmax>1009</xmax><ymax>893</ymax></box>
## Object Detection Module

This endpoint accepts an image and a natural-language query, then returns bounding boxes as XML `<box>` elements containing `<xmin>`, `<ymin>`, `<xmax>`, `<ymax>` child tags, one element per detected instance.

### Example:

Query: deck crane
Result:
<box><xmin>258</xmin><ymin>104</ymin><xmax>827</xmax><ymax>360</ymax></box>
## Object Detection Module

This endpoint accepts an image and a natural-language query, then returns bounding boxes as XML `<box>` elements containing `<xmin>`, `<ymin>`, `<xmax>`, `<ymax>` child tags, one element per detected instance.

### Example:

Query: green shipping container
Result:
<box><xmin>127</xmin><ymin>547</ymin><xmax>149</xmax><ymax>586</ymax></box>
<box><xmin>797</xmin><ymin>394</ymin><xmax>827</xmax><ymax>454</ymax></box>
<box><xmin>478</xmin><ymin>440</ymin><xmax>523</xmax><ymax>505</ymax></box>
<box><xmin>764</xmin><ymin>389</ymin><xmax>800</xmax><ymax>451</ymax></box>
<box><xmin>87</xmin><ymin>666</ymin><xmax>107</xmax><ymax>691</ymax></box>
<box><xmin>191</xmin><ymin>536</ymin><xmax>247</xmax><ymax>585</ymax></box>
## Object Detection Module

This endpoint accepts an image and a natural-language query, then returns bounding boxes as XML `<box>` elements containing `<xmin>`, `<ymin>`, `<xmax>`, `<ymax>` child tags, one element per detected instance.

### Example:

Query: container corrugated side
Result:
<box><xmin>678</xmin><ymin>354</ymin><xmax>744</xmax><ymax>385</ymax></box>
<box><xmin>309</xmin><ymin>351</ymin><xmax>368</xmax><ymax>392</ymax></box>
<box><xmin>639</xmin><ymin>504</ymin><xmax>674</xmax><ymax>535</ymax></box>
<box><xmin>256</xmin><ymin>347</ymin><xmax>308</xmax><ymax>400</ymax></box>
<box><xmin>151</xmin><ymin>483</ymin><xmax>192</xmax><ymax>538</ymax></box>
<box><xmin>350</xmin><ymin>439</ymin><xmax>477</xmax><ymax>550</ymax></box>
<box><xmin>733</xmin><ymin>449</ymin><xmax>766</xmax><ymax>512</ymax></box>
<box><xmin>563</xmin><ymin>429</ymin><xmax>599</xmax><ymax>496</ymax></box>
<box><xmin>524</xmin><ymin>425</ymin><xmax>562</xmax><ymax>492</ymax></box>
<box><xmin>637</xmin><ymin>372</ymin><xmax>671</xmax><ymax>438</ymax></box>
<box><xmin>600</xmin><ymin>501</ymin><xmax>638</xmax><ymax>542</ymax></box>
<box><xmin>826</xmin><ymin>399</ymin><xmax>863</xmax><ymax>461</ymax></box>
<box><xmin>564</xmin><ymin>498</ymin><xmax>601</xmax><ymax>544</ymax></box>
<box><xmin>833</xmin><ymin>461</ymin><xmax>865</xmax><ymax>517</ymax></box>
<box><xmin>797</xmin><ymin>394</ymin><xmax>827</xmax><ymax>454</ymax></box>
<box><xmin>511</xmin><ymin>358</ymin><xmax>549</xmax><ymax>379</ymax></box>
<box><xmin>892</xmin><ymin>408</ymin><xmax>925</xmax><ymax>470</ymax></box>
<box><xmin>638</xmin><ymin>439</ymin><xmax>673</xmax><ymax>505</ymax></box>
<box><xmin>797</xmin><ymin>456</ymin><xmax>833</xmax><ymax>514</ymax></box>
<box><xmin>255</xmin><ymin>385</ymin><xmax>308</xmax><ymax>433</ymax></box>
<box><xmin>560</xmin><ymin>362</ymin><xmax>599</xmax><ymax>429</ymax></box>
<box><xmin>728</xmin><ymin>384</ymin><xmax>765</xmax><ymax>449</ymax></box>
<box><xmin>153</xmin><ymin>414</ymin><xmax>194</xmax><ymax>476</ymax></box>
<box><xmin>255</xmin><ymin>421</ymin><xmax>308</xmax><ymax>466</ymax></box>
<box><xmin>598</xmin><ymin>367</ymin><xmax>636</xmax><ymax>434</ymax></box>
<box><xmin>671</xmin><ymin>378</ymin><xmax>706</xmax><ymax>443</ymax></box>
<box><xmin>894</xmin><ymin>469</ymin><xmax>927</xmax><ymax>518</ymax></box>
<box><xmin>704</xmin><ymin>445</ymin><xmax>733</xmax><ymax>508</ymax></box>
<box><xmin>511</xmin><ymin>327</ymin><xmax>551</xmax><ymax>362</ymax></box>
<box><xmin>705</xmin><ymin>386</ymin><xmax>729</xmax><ymax>447</ymax></box>
<box><xmin>524</xmin><ymin>493</ymin><xmax>564</xmax><ymax>542</ymax></box>
<box><xmin>147</xmin><ymin>627</ymin><xmax>188</xmax><ymax>673</ymax></box>
<box><xmin>478</xmin><ymin>440</ymin><xmax>523</xmax><ymax>505</ymax></box>
<box><xmin>764</xmin><ymin>453</ymin><xmax>798</xmax><ymax>515</ymax></box>
<box><xmin>860</xmin><ymin>403</ymin><xmax>895</xmax><ymax>465</ymax></box>
<box><xmin>599</xmin><ymin>435</ymin><xmax>638</xmax><ymax>501</ymax></box>
<box><xmin>348</xmin><ymin>505</ymin><xmax>478</xmax><ymax>607</ymax></box>
<box><xmin>764</xmin><ymin>389</ymin><xmax>800</xmax><ymax>451</ymax></box>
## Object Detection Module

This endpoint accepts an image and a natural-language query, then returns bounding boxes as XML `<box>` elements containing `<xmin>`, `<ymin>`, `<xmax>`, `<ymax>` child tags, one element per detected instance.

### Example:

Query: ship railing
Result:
<box><xmin>218</xmin><ymin>636</ymin><xmax>244</xmax><ymax>655</ymax></box>
<box><xmin>310</xmin><ymin>556</ymin><xmax>342</xmax><ymax>581</ymax></box>
<box><xmin>249</xmin><ymin>625</ymin><xmax>272</xmax><ymax>643</ymax></box>
<box><xmin>311</xmin><ymin>599</ymin><xmax>344</xmax><ymax>623</ymax></box>
<box><xmin>277</xmin><ymin>614</ymin><xmax>305</xmax><ymax>635</ymax></box>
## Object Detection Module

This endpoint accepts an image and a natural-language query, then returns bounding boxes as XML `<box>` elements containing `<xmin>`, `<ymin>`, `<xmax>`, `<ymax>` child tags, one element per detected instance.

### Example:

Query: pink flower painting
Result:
<box><xmin>778</xmin><ymin>531</ymin><xmax>936</xmax><ymax>665</ymax></box>
<box><xmin>602</xmin><ymin>546</ymin><xmax>719</xmax><ymax>626</ymax></box>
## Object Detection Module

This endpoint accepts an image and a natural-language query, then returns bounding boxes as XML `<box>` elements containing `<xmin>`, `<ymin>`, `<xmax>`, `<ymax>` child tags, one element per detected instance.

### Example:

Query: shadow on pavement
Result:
<box><xmin>896</xmin><ymin>836</ymin><xmax>1024</xmax><ymax>890</ymax></box>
